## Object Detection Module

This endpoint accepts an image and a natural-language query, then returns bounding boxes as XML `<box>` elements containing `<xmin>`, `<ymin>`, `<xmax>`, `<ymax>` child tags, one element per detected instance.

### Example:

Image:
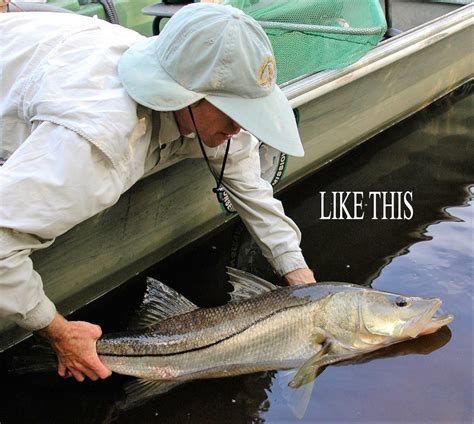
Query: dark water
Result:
<box><xmin>1</xmin><ymin>83</ymin><xmax>472</xmax><ymax>424</ymax></box>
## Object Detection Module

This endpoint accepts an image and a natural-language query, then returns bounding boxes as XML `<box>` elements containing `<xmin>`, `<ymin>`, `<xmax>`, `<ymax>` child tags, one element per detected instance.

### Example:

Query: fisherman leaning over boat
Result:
<box><xmin>0</xmin><ymin>4</ymin><xmax>315</xmax><ymax>382</ymax></box>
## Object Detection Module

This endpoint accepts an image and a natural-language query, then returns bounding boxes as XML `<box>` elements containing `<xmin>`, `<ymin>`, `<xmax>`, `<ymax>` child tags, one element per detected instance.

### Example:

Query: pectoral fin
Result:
<box><xmin>277</xmin><ymin>370</ymin><xmax>315</xmax><ymax>419</ymax></box>
<box><xmin>289</xmin><ymin>340</ymin><xmax>332</xmax><ymax>388</ymax></box>
<box><xmin>291</xmin><ymin>349</ymin><xmax>363</xmax><ymax>389</ymax></box>
<box><xmin>275</xmin><ymin>331</ymin><xmax>330</xmax><ymax>419</ymax></box>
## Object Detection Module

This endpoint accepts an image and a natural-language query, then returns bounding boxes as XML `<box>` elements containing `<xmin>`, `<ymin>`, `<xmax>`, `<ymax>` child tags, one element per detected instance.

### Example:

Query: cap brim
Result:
<box><xmin>207</xmin><ymin>87</ymin><xmax>304</xmax><ymax>157</ymax></box>
<box><xmin>119</xmin><ymin>37</ymin><xmax>304</xmax><ymax>157</ymax></box>
<box><xmin>118</xmin><ymin>37</ymin><xmax>205</xmax><ymax>111</ymax></box>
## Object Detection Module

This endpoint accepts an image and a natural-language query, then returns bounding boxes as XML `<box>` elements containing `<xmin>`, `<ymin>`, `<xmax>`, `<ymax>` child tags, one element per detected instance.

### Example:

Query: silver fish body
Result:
<box><xmin>96</xmin><ymin>270</ymin><xmax>453</xmax><ymax>388</ymax></box>
<box><xmin>98</xmin><ymin>284</ymin><xmax>329</xmax><ymax>379</ymax></box>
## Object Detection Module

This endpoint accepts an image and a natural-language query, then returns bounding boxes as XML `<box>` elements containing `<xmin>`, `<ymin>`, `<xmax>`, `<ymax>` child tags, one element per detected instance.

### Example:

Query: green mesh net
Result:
<box><xmin>224</xmin><ymin>0</ymin><xmax>387</xmax><ymax>84</ymax></box>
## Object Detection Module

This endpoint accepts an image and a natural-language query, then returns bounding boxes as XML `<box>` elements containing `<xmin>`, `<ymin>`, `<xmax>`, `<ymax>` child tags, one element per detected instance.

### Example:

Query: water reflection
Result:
<box><xmin>140</xmin><ymin>83</ymin><xmax>473</xmax><ymax>423</ymax></box>
<box><xmin>228</xmin><ymin>89</ymin><xmax>473</xmax><ymax>288</ymax></box>
<box><xmin>0</xmin><ymin>84</ymin><xmax>471</xmax><ymax>423</ymax></box>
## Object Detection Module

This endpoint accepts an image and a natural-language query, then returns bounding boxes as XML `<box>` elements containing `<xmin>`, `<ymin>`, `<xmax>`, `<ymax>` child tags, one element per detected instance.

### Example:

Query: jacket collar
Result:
<box><xmin>158</xmin><ymin>111</ymin><xmax>182</xmax><ymax>147</ymax></box>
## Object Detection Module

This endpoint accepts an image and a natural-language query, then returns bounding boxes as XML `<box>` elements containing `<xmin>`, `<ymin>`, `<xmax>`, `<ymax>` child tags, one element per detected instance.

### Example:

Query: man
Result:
<box><xmin>0</xmin><ymin>4</ymin><xmax>315</xmax><ymax>382</ymax></box>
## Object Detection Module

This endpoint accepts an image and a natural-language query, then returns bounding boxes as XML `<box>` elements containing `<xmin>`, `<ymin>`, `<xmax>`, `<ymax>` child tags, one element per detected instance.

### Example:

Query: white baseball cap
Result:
<box><xmin>118</xmin><ymin>3</ymin><xmax>304</xmax><ymax>157</ymax></box>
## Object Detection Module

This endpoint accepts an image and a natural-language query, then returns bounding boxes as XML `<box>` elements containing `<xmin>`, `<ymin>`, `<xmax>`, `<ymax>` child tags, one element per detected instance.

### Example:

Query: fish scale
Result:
<box><xmin>97</xmin><ymin>284</ymin><xmax>332</xmax><ymax>356</ymax></box>
<box><xmin>100</xmin><ymin>302</ymin><xmax>320</xmax><ymax>380</ymax></box>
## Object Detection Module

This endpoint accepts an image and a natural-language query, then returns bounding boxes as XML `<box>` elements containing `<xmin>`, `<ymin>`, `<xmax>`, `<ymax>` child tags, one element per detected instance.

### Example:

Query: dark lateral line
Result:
<box><xmin>99</xmin><ymin>302</ymin><xmax>306</xmax><ymax>358</ymax></box>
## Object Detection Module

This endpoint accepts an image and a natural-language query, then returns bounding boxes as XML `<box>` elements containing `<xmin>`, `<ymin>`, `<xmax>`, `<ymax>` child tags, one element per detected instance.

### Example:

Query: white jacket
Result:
<box><xmin>0</xmin><ymin>12</ymin><xmax>307</xmax><ymax>331</ymax></box>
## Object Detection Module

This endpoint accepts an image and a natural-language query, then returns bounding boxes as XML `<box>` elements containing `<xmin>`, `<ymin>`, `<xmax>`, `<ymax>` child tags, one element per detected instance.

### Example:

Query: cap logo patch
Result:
<box><xmin>257</xmin><ymin>56</ymin><xmax>276</xmax><ymax>88</ymax></box>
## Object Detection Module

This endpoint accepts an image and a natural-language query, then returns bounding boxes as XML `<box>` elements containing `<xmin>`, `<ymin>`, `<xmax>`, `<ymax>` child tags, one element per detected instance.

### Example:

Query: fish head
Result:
<box><xmin>356</xmin><ymin>290</ymin><xmax>453</xmax><ymax>342</ymax></box>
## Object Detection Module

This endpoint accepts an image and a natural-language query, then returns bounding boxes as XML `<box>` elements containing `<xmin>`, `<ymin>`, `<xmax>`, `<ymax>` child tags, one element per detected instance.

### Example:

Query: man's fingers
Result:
<box><xmin>85</xmin><ymin>350</ymin><xmax>113</xmax><ymax>379</ymax></box>
<box><xmin>70</xmin><ymin>368</ymin><xmax>85</xmax><ymax>382</ymax></box>
<box><xmin>58</xmin><ymin>361</ymin><xmax>67</xmax><ymax>377</ymax></box>
<box><xmin>40</xmin><ymin>316</ymin><xmax>111</xmax><ymax>382</ymax></box>
<box><xmin>58</xmin><ymin>361</ymin><xmax>73</xmax><ymax>378</ymax></box>
<box><xmin>91</xmin><ymin>323</ymin><xmax>102</xmax><ymax>339</ymax></box>
<box><xmin>88</xmin><ymin>355</ymin><xmax>112</xmax><ymax>379</ymax></box>
<box><xmin>58</xmin><ymin>352</ymin><xmax>111</xmax><ymax>381</ymax></box>
<box><xmin>75</xmin><ymin>363</ymin><xmax>99</xmax><ymax>381</ymax></box>
<box><xmin>97</xmin><ymin>367</ymin><xmax>112</xmax><ymax>379</ymax></box>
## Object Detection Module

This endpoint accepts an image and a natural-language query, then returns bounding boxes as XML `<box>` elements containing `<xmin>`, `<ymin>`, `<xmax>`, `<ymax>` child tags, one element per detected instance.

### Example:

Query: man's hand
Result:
<box><xmin>284</xmin><ymin>267</ymin><xmax>316</xmax><ymax>286</ymax></box>
<box><xmin>36</xmin><ymin>313</ymin><xmax>112</xmax><ymax>382</ymax></box>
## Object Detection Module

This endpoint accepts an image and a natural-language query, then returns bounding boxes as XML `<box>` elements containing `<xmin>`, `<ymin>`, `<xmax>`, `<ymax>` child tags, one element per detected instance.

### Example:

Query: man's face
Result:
<box><xmin>174</xmin><ymin>100</ymin><xmax>241</xmax><ymax>148</ymax></box>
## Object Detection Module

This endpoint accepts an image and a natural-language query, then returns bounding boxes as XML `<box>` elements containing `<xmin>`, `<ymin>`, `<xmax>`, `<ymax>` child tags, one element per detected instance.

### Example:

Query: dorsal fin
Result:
<box><xmin>226</xmin><ymin>267</ymin><xmax>278</xmax><ymax>302</ymax></box>
<box><xmin>127</xmin><ymin>277</ymin><xmax>198</xmax><ymax>330</ymax></box>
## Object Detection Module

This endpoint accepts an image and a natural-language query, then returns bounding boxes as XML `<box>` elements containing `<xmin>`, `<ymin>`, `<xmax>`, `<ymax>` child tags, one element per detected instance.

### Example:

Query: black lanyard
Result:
<box><xmin>188</xmin><ymin>106</ymin><xmax>231</xmax><ymax>196</ymax></box>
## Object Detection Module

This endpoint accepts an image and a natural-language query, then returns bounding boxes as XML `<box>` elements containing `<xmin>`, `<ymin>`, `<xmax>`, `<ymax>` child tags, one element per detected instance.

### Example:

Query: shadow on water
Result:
<box><xmin>0</xmin><ymin>83</ymin><xmax>472</xmax><ymax>423</ymax></box>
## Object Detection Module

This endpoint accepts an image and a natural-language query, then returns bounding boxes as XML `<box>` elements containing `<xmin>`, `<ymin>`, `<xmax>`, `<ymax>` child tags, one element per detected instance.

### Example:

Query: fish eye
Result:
<box><xmin>395</xmin><ymin>297</ymin><xmax>408</xmax><ymax>307</ymax></box>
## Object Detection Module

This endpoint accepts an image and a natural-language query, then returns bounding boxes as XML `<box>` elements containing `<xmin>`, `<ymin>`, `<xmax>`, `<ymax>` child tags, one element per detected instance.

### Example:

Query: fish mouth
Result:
<box><xmin>404</xmin><ymin>299</ymin><xmax>454</xmax><ymax>338</ymax></box>
<box><xmin>418</xmin><ymin>309</ymin><xmax>454</xmax><ymax>336</ymax></box>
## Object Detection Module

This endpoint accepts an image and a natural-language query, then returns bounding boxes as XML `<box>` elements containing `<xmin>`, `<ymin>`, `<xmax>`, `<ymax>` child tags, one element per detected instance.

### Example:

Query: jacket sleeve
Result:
<box><xmin>0</xmin><ymin>121</ymin><xmax>125</xmax><ymax>331</ymax></box>
<box><xmin>207</xmin><ymin>131</ymin><xmax>308</xmax><ymax>276</ymax></box>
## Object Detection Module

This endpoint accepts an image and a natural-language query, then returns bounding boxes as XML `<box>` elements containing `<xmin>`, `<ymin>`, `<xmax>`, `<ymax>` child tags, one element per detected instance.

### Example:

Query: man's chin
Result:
<box><xmin>203</xmin><ymin>138</ymin><xmax>228</xmax><ymax>148</ymax></box>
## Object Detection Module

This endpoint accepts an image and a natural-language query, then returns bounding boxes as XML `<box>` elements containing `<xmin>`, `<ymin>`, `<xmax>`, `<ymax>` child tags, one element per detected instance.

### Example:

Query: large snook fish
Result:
<box><xmin>96</xmin><ymin>268</ymin><xmax>453</xmax><ymax>400</ymax></box>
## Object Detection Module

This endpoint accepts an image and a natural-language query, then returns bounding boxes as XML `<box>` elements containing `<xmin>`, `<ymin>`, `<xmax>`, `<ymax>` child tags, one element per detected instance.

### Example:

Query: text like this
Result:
<box><xmin>320</xmin><ymin>191</ymin><xmax>414</xmax><ymax>220</ymax></box>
